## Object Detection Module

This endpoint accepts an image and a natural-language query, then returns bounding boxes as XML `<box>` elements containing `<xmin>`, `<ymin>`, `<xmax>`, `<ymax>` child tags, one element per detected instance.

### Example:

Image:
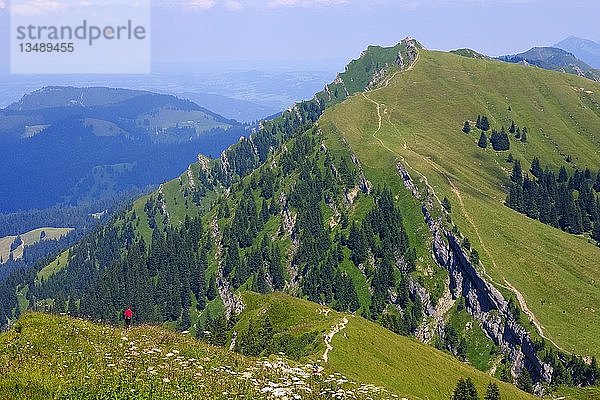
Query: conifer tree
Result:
<box><xmin>558</xmin><ymin>166</ymin><xmax>568</xmax><ymax>183</ymax></box>
<box><xmin>463</xmin><ymin>121</ymin><xmax>471</xmax><ymax>134</ymax></box>
<box><xmin>269</xmin><ymin>244</ymin><xmax>285</xmax><ymax>290</ymax></box>
<box><xmin>511</xmin><ymin>160</ymin><xmax>523</xmax><ymax>185</ymax></box>
<box><xmin>484</xmin><ymin>382</ymin><xmax>501</xmax><ymax>400</ymax></box>
<box><xmin>478</xmin><ymin>131</ymin><xmax>488</xmax><ymax>148</ymax></box>
<box><xmin>207</xmin><ymin>274</ymin><xmax>217</xmax><ymax>301</ymax></box>
<box><xmin>181</xmin><ymin>306</ymin><xmax>191</xmax><ymax>331</ymax></box>
<box><xmin>480</xmin><ymin>115</ymin><xmax>490</xmax><ymax>131</ymax></box>
<box><xmin>530</xmin><ymin>157</ymin><xmax>542</xmax><ymax>178</ymax></box>
<box><xmin>442</xmin><ymin>196</ymin><xmax>452</xmax><ymax>212</ymax></box>
<box><xmin>452</xmin><ymin>378</ymin><xmax>479</xmax><ymax>400</ymax></box>
<box><xmin>594</xmin><ymin>171</ymin><xmax>600</xmax><ymax>193</ymax></box>
<box><xmin>516</xmin><ymin>368</ymin><xmax>534</xmax><ymax>393</ymax></box>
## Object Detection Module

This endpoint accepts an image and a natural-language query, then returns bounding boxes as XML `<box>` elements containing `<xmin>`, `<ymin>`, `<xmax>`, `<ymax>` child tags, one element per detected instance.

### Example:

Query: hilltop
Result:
<box><xmin>0</xmin><ymin>227</ymin><xmax>72</xmax><ymax>265</ymax></box>
<box><xmin>323</xmin><ymin>47</ymin><xmax>600</xmax><ymax>361</ymax></box>
<box><xmin>0</xmin><ymin>86</ymin><xmax>246</xmax><ymax>212</ymax></box>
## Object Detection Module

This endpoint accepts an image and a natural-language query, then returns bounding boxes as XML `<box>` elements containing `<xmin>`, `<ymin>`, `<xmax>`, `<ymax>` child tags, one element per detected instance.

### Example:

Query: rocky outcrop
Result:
<box><xmin>398</xmin><ymin>163</ymin><xmax>552</xmax><ymax>391</ymax></box>
<box><xmin>395</xmin><ymin>52</ymin><xmax>404</xmax><ymax>69</ymax></box>
<box><xmin>367</xmin><ymin>67</ymin><xmax>389</xmax><ymax>90</ymax></box>
<box><xmin>402</xmin><ymin>37</ymin><xmax>419</xmax><ymax>66</ymax></box>
<box><xmin>397</xmin><ymin>163</ymin><xmax>421</xmax><ymax>199</ymax></box>
<box><xmin>210</xmin><ymin>216</ymin><xmax>245</xmax><ymax>319</ymax></box>
<box><xmin>425</xmin><ymin>206</ymin><xmax>553</xmax><ymax>388</ymax></box>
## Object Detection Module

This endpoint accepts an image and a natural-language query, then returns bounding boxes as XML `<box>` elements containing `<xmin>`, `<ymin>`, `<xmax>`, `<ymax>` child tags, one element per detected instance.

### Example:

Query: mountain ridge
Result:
<box><xmin>498</xmin><ymin>46</ymin><xmax>600</xmax><ymax>82</ymax></box>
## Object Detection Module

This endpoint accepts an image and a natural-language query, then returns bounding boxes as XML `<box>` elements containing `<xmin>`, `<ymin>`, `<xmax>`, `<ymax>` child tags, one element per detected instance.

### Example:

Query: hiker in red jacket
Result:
<box><xmin>124</xmin><ymin>306</ymin><xmax>133</xmax><ymax>329</ymax></box>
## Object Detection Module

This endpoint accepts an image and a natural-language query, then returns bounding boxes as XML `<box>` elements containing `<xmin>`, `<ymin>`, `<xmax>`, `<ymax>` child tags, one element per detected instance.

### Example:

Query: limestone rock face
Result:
<box><xmin>398</xmin><ymin>159</ymin><xmax>553</xmax><ymax>388</ymax></box>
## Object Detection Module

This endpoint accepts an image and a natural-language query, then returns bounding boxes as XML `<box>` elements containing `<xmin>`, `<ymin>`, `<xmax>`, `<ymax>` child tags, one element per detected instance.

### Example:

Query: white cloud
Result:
<box><xmin>266</xmin><ymin>0</ymin><xmax>347</xmax><ymax>7</ymax></box>
<box><xmin>224</xmin><ymin>0</ymin><xmax>243</xmax><ymax>10</ymax></box>
<box><xmin>163</xmin><ymin>0</ymin><xmax>352</xmax><ymax>12</ymax></box>
<box><xmin>0</xmin><ymin>0</ymin><xmax>7</xmax><ymax>9</ymax></box>
<box><xmin>185</xmin><ymin>0</ymin><xmax>215</xmax><ymax>10</ymax></box>
<box><xmin>11</xmin><ymin>0</ymin><xmax>71</xmax><ymax>16</ymax></box>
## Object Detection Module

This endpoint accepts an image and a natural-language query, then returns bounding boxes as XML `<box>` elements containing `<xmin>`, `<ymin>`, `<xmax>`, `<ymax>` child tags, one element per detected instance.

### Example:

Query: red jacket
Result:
<box><xmin>124</xmin><ymin>308</ymin><xmax>133</xmax><ymax>318</ymax></box>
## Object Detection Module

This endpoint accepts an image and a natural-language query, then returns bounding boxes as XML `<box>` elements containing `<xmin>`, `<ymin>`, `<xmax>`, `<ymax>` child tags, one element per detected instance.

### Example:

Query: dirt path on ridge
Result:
<box><xmin>360</xmin><ymin>56</ymin><xmax>562</xmax><ymax>353</ymax></box>
<box><xmin>322</xmin><ymin>317</ymin><xmax>349</xmax><ymax>363</ymax></box>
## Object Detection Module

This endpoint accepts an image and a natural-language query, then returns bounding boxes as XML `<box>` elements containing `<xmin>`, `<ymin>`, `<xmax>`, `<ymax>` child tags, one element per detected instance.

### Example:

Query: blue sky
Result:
<box><xmin>1</xmin><ymin>0</ymin><xmax>600</xmax><ymax>73</ymax></box>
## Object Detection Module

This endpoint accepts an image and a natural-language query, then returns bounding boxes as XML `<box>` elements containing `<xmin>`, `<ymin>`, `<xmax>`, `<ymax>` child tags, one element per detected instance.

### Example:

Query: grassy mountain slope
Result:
<box><xmin>0</xmin><ymin>312</ymin><xmax>394</xmax><ymax>400</ymax></box>
<box><xmin>5</xmin><ymin>295</ymin><xmax>533</xmax><ymax>399</ymax></box>
<box><xmin>320</xmin><ymin>49</ymin><xmax>600</xmax><ymax>357</ymax></box>
<box><xmin>236</xmin><ymin>292</ymin><xmax>535</xmax><ymax>400</ymax></box>
<box><xmin>0</xmin><ymin>227</ymin><xmax>72</xmax><ymax>264</ymax></box>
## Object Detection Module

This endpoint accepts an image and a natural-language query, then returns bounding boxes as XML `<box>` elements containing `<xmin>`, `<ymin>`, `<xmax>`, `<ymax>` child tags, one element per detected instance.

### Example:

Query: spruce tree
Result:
<box><xmin>207</xmin><ymin>274</ymin><xmax>217</xmax><ymax>301</ymax></box>
<box><xmin>516</xmin><ymin>368</ymin><xmax>534</xmax><ymax>393</ymax></box>
<box><xmin>181</xmin><ymin>306</ymin><xmax>191</xmax><ymax>331</ymax></box>
<box><xmin>592</xmin><ymin>222</ymin><xmax>600</xmax><ymax>245</ymax></box>
<box><xmin>463</xmin><ymin>121</ymin><xmax>471</xmax><ymax>134</ymax></box>
<box><xmin>594</xmin><ymin>171</ymin><xmax>600</xmax><ymax>192</ymax></box>
<box><xmin>470</xmin><ymin>249</ymin><xmax>479</xmax><ymax>265</ymax></box>
<box><xmin>484</xmin><ymin>382</ymin><xmax>501</xmax><ymax>400</ymax></box>
<box><xmin>481</xmin><ymin>115</ymin><xmax>490</xmax><ymax>131</ymax></box>
<box><xmin>452</xmin><ymin>377</ymin><xmax>479</xmax><ymax>400</ymax></box>
<box><xmin>511</xmin><ymin>160</ymin><xmax>523</xmax><ymax>185</ymax></box>
<box><xmin>442</xmin><ymin>196</ymin><xmax>452</xmax><ymax>212</ymax></box>
<box><xmin>465</xmin><ymin>378</ymin><xmax>479</xmax><ymax>400</ymax></box>
<box><xmin>478</xmin><ymin>131</ymin><xmax>488</xmax><ymax>148</ymax></box>
<box><xmin>558</xmin><ymin>166</ymin><xmax>568</xmax><ymax>183</ymax></box>
<box><xmin>530</xmin><ymin>157</ymin><xmax>542</xmax><ymax>178</ymax></box>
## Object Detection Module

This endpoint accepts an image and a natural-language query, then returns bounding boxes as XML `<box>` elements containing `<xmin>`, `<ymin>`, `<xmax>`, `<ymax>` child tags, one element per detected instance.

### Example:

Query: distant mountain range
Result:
<box><xmin>498</xmin><ymin>46</ymin><xmax>600</xmax><ymax>81</ymax></box>
<box><xmin>555</xmin><ymin>36</ymin><xmax>600</xmax><ymax>69</ymax></box>
<box><xmin>0</xmin><ymin>86</ymin><xmax>246</xmax><ymax>212</ymax></box>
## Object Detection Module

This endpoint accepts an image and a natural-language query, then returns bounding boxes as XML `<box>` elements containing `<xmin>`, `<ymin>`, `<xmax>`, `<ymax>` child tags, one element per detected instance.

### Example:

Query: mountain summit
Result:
<box><xmin>498</xmin><ymin>46</ymin><xmax>600</xmax><ymax>81</ymax></box>
<box><xmin>555</xmin><ymin>36</ymin><xmax>600</xmax><ymax>69</ymax></box>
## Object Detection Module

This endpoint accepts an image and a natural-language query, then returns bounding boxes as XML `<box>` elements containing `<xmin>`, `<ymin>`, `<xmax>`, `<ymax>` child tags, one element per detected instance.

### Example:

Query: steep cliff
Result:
<box><xmin>399</xmin><ymin>165</ymin><xmax>553</xmax><ymax>392</ymax></box>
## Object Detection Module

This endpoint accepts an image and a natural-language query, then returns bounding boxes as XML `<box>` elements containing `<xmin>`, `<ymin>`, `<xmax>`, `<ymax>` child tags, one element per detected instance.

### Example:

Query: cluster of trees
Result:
<box><xmin>506</xmin><ymin>158</ymin><xmax>600</xmax><ymax>241</ymax></box>
<box><xmin>198</xmin><ymin>308</ymin><xmax>228</xmax><ymax>347</ymax></box>
<box><xmin>442</xmin><ymin>323</ymin><xmax>468</xmax><ymax>361</ymax></box>
<box><xmin>451</xmin><ymin>378</ymin><xmax>500</xmax><ymax>400</ymax></box>
<box><xmin>464</xmin><ymin>116</ymin><xmax>528</xmax><ymax>151</ymax></box>
<box><xmin>9</xmin><ymin>236</ymin><xmax>23</xmax><ymax>252</ymax></box>
<box><xmin>475</xmin><ymin>115</ymin><xmax>490</xmax><ymax>132</ymax></box>
<box><xmin>539</xmin><ymin>345</ymin><xmax>599</xmax><ymax>387</ymax></box>
<box><xmin>489</xmin><ymin>129</ymin><xmax>510</xmax><ymax>151</ymax></box>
